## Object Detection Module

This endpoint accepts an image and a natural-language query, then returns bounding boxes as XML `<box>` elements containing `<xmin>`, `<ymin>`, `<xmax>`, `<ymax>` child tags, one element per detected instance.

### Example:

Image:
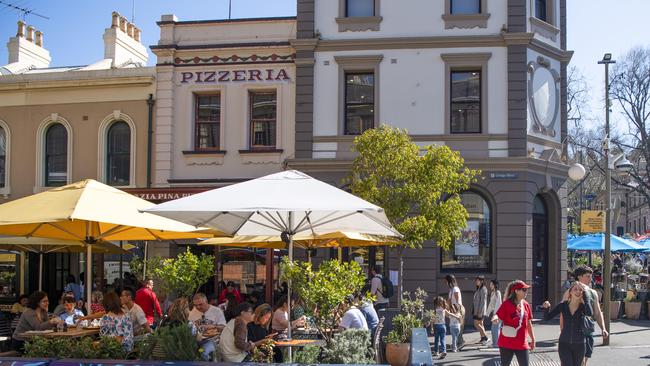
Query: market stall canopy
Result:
<box><xmin>199</xmin><ymin>231</ymin><xmax>402</xmax><ymax>249</ymax></box>
<box><xmin>568</xmin><ymin>233</ymin><xmax>646</xmax><ymax>252</ymax></box>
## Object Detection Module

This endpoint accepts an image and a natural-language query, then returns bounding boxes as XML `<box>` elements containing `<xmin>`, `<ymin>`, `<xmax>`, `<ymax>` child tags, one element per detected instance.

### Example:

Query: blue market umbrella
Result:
<box><xmin>568</xmin><ymin>233</ymin><xmax>646</xmax><ymax>252</ymax></box>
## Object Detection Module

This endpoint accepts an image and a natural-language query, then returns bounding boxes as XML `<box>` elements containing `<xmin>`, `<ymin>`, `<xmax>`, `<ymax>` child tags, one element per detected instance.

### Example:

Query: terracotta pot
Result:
<box><xmin>610</xmin><ymin>301</ymin><xmax>621</xmax><ymax>320</ymax></box>
<box><xmin>624</xmin><ymin>301</ymin><xmax>642</xmax><ymax>320</ymax></box>
<box><xmin>385</xmin><ymin>343</ymin><xmax>410</xmax><ymax>366</ymax></box>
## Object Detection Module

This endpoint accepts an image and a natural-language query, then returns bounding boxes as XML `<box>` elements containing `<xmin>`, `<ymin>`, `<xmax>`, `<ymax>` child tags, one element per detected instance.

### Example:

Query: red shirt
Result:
<box><xmin>218</xmin><ymin>288</ymin><xmax>242</xmax><ymax>304</ymax></box>
<box><xmin>496</xmin><ymin>299</ymin><xmax>532</xmax><ymax>350</ymax></box>
<box><xmin>90</xmin><ymin>303</ymin><xmax>105</xmax><ymax>314</ymax></box>
<box><xmin>134</xmin><ymin>287</ymin><xmax>162</xmax><ymax>325</ymax></box>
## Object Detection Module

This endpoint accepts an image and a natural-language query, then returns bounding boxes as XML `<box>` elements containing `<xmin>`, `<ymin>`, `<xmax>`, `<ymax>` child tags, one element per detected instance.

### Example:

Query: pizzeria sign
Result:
<box><xmin>180</xmin><ymin>68</ymin><xmax>291</xmax><ymax>84</ymax></box>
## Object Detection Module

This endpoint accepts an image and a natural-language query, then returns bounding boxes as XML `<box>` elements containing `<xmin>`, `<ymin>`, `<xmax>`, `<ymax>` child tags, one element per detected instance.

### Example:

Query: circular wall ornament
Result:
<box><xmin>527</xmin><ymin>57</ymin><xmax>560</xmax><ymax>138</ymax></box>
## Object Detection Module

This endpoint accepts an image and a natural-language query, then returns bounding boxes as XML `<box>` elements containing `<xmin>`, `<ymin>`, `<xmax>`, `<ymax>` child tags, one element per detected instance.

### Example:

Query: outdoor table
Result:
<box><xmin>20</xmin><ymin>327</ymin><xmax>100</xmax><ymax>339</ymax></box>
<box><xmin>274</xmin><ymin>339</ymin><xmax>326</xmax><ymax>348</ymax></box>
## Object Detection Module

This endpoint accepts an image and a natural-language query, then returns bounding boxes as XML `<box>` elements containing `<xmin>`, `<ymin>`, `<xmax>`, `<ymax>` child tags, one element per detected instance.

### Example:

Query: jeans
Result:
<box><xmin>199</xmin><ymin>339</ymin><xmax>216</xmax><ymax>361</ymax></box>
<box><xmin>558</xmin><ymin>342</ymin><xmax>586</xmax><ymax>366</ymax></box>
<box><xmin>449</xmin><ymin>324</ymin><xmax>461</xmax><ymax>351</ymax></box>
<box><xmin>433</xmin><ymin>324</ymin><xmax>446</xmax><ymax>354</ymax></box>
<box><xmin>491</xmin><ymin>320</ymin><xmax>501</xmax><ymax>347</ymax></box>
<box><xmin>499</xmin><ymin>347</ymin><xmax>529</xmax><ymax>366</ymax></box>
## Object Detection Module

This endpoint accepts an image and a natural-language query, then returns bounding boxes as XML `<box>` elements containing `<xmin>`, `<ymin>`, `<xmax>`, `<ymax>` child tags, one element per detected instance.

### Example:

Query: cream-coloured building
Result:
<box><xmin>0</xmin><ymin>13</ymin><xmax>154</xmax><ymax>299</ymax></box>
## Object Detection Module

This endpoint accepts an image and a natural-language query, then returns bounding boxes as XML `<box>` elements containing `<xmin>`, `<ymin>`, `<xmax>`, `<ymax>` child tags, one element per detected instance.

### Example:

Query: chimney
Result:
<box><xmin>103</xmin><ymin>11</ymin><xmax>148</xmax><ymax>67</ymax></box>
<box><xmin>6</xmin><ymin>21</ymin><xmax>51</xmax><ymax>68</ymax></box>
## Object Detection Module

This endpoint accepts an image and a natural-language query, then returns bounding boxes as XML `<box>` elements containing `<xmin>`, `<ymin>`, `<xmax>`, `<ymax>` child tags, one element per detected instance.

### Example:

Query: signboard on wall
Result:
<box><xmin>581</xmin><ymin>210</ymin><xmax>605</xmax><ymax>233</ymax></box>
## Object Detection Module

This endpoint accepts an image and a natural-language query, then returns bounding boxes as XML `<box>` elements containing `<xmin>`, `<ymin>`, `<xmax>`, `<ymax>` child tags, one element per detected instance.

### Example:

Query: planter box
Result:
<box><xmin>385</xmin><ymin>343</ymin><xmax>410</xmax><ymax>366</ymax></box>
<box><xmin>624</xmin><ymin>301</ymin><xmax>642</xmax><ymax>320</ymax></box>
<box><xmin>610</xmin><ymin>301</ymin><xmax>621</xmax><ymax>320</ymax></box>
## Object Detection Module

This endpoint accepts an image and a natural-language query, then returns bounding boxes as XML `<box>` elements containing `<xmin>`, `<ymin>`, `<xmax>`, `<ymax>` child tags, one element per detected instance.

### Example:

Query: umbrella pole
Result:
<box><xmin>38</xmin><ymin>253</ymin><xmax>43</xmax><ymax>291</ymax></box>
<box><xmin>86</xmin><ymin>244</ymin><xmax>92</xmax><ymax>314</ymax></box>
<box><xmin>287</xmin><ymin>213</ymin><xmax>294</xmax><ymax>363</ymax></box>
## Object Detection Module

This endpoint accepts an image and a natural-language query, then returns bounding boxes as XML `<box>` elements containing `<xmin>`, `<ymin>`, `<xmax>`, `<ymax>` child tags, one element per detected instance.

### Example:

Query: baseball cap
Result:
<box><xmin>510</xmin><ymin>280</ymin><xmax>531</xmax><ymax>291</ymax></box>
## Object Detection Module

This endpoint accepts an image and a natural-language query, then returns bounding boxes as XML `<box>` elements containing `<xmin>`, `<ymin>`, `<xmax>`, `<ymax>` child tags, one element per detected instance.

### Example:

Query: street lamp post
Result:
<box><xmin>598</xmin><ymin>53</ymin><xmax>615</xmax><ymax>346</ymax></box>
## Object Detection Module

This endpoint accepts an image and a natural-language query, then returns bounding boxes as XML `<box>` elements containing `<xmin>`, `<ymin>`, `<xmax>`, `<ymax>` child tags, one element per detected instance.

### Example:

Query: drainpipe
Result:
<box><xmin>146</xmin><ymin>94</ymin><xmax>155</xmax><ymax>188</ymax></box>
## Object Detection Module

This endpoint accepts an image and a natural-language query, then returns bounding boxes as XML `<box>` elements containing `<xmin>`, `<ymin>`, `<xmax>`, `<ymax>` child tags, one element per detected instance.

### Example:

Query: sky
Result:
<box><xmin>0</xmin><ymin>0</ymin><xmax>649</xmax><ymax>132</ymax></box>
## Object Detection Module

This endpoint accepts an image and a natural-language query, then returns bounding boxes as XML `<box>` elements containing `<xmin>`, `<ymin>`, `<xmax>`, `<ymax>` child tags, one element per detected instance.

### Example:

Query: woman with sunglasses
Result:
<box><xmin>541</xmin><ymin>282</ymin><xmax>593</xmax><ymax>366</ymax></box>
<box><xmin>495</xmin><ymin>280</ymin><xmax>535</xmax><ymax>366</ymax></box>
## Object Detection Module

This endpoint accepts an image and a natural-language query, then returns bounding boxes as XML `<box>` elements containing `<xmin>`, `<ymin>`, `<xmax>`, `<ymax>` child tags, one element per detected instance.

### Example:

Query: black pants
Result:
<box><xmin>11</xmin><ymin>339</ymin><xmax>24</xmax><ymax>353</ymax></box>
<box><xmin>558</xmin><ymin>342</ymin><xmax>585</xmax><ymax>366</ymax></box>
<box><xmin>499</xmin><ymin>347</ymin><xmax>529</xmax><ymax>366</ymax></box>
<box><xmin>585</xmin><ymin>334</ymin><xmax>594</xmax><ymax>358</ymax></box>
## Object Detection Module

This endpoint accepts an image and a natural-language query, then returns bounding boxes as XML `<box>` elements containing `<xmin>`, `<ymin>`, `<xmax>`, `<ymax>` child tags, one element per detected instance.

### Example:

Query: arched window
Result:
<box><xmin>441</xmin><ymin>191</ymin><xmax>492</xmax><ymax>271</ymax></box>
<box><xmin>0</xmin><ymin>126</ymin><xmax>6</xmax><ymax>188</ymax></box>
<box><xmin>106</xmin><ymin>121</ymin><xmax>131</xmax><ymax>186</ymax></box>
<box><xmin>45</xmin><ymin>124</ymin><xmax>67</xmax><ymax>186</ymax></box>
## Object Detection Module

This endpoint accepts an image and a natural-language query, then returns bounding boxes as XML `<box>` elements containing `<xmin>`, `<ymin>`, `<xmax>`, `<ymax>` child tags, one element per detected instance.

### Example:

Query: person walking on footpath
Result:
<box><xmin>370</xmin><ymin>265</ymin><xmax>390</xmax><ymax>312</ymax></box>
<box><xmin>542</xmin><ymin>282</ymin><xmax>594</xmax><ymax>366</ymax></box>
<box><xmin>448</xmin><ymin>304</ymin><xmax>463</xmax><ymax>352</ymax></box>
<box><xmin>135</xmin><ymin>278</ymin><xmax>163</xmax><ymax>326</ymax></box>
<box><xmin>472</xmin><ymin>275</ymin><xmax>488</xmax><ymax>345</ymax></box>
<box><xmin>496</xmin><ymin>280</ymin><xmax>535</xmax><ymax>366</ymax></box>
<box><xmin>445</xmin><ymin>274</ymin><xmax>465</xmax><ymax>349</ymax></box>
<box><xmin>431</xmin><ymin>296</ymin><xmax>461</xmax><ymax>359</ymax></box>
<box><xmin>486</xmin><ymin>279</ymin><xmax>502</xmax><ymax>348</ymax></box>
<box><xmin>559</xmin><ymin>265</ymin><xmax>608</xmax><ymax>365</ymax></box>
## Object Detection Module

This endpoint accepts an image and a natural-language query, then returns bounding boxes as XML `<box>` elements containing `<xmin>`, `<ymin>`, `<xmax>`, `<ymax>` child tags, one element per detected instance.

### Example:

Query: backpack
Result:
<box><xmin>378</xmin><ymin>275</ymin><xmax>394</xmax><ymax>299</ymax></box>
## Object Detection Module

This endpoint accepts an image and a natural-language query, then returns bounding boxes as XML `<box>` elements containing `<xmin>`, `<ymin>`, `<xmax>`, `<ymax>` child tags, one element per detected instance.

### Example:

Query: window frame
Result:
<box><xmin>97</xmin><ymin>111</ymin><xmax>136</xmax><ymax>188</ymax></box>
<box><xmin>0</xmin><ymin>121</ymin><xmax>9</xmax><ymax>193</ymax></box>
<box><xmin>334</xmin><ymin>55</ymin><xmax>383</xmax><ymax>136</ymax></box>
<box><xmin>441</xmin><ymin>52</ymin><xmax>491</xmax><ymax>135</ymax></box>
<box><xmin>440</xmin><ymin>189</ymin><xmax>495</xmax><ymax>273</ymax></box>
<box><xmin>336</xmin><ymin>0</ymin><xmax>382</xmax><ymax>32</ymax></box>
<box><xmin>529</xmin><ymin>0</ymin><xmax>559</xmax><ymax>41</ymax></box>
<box><xmin>442</xmin><ymin>0</ymin><xmax>490</xmax><ymax>29</ymax></box>
<box><xmin>450</xmin><ymin>70</ymin><xmax>482</xmax><ymax>134</ymax></box>
<box><xmin>249</xmin><ymin>90</ymin><xmax>278</xmax><ymax>150</ymax></box>
<box><xmin>35</xmin><ymin>114</ymin><xmax>73</xmax><ymax>190</ymax></box>
<box><xmin>106</xmin><ymin>121</ymin><xmax>131</xmax><ymax>187</ymax></box>
<box><xmin>194</xmin><ymin>93</ymin><xmax>222</xmax><ymax>151</ymax></box>
<box><xmin>344</xmin><ymin>72</ymin><xmax>376</xmax><ymax>136</ymax></box>
<box><xmin>44</xmin><ymin>123</ymin><xmax>68</xmax><ymax>187</ymax></box>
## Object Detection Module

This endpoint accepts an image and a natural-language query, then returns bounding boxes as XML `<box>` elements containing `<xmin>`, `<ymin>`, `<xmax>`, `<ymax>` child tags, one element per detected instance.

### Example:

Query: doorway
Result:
<box><xmin>532</xmin><ymin>195</ymin><xmax>548</xmax><ymax>311</ymax></box>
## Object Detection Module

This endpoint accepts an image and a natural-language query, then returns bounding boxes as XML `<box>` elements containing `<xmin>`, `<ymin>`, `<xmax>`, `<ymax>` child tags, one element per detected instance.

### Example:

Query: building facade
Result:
<box><xmin>0</xmin><ymin>13</ymin><xmax>154</xmax><ymax>300</ymax></box>
<box><xmin>288</xmin><ymin>0</ymin><xmax>572</xmax><ymax>310</ymax></box>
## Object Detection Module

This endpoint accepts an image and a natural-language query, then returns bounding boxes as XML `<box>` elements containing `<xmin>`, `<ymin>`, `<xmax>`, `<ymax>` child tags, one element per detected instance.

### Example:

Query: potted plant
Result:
<box><xmin>610</xmin><ymin>299</ymin><xmax>621</xmax><ymax>320</ymax></box>
<box><xmin>384</xmin><ymin>289</ymin><xmax>427</xmax><ymax>366</ymax></box>
<box><xmin>624</xmin><ymin>291</ymin><xmax>642</xmax><ymax>320</ymax></box>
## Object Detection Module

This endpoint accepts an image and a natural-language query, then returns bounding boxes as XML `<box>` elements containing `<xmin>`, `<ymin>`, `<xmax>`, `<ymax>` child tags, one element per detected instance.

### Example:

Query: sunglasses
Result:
<box><xmin>517</xmin><ymin>288</ymin><xmax>528</xmax><ymax>292</ymax></box>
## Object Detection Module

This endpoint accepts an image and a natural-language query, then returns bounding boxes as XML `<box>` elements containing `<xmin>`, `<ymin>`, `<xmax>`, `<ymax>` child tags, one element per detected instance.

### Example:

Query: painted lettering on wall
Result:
<box><xmin>180</xmin><ymin>69</ymin><xmax>290</xmax><ymax>84</ymax></box>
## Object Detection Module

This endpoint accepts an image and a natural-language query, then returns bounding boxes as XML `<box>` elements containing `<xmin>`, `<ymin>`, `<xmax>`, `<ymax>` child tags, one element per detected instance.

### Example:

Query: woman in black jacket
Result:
<box><xmin>542</xmin><ymin>282</ymin><xmax>593</xmax><ymax>366</ymax></box>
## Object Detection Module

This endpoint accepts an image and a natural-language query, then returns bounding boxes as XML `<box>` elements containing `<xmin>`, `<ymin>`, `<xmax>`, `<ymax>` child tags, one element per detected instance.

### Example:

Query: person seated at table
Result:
<box><xmin>100</xmin><ymin>291</ymin><xmax>134</xmax><ymax>352</ymax></box>
<box><xmin>12</xmin><ymin>291</ymin><xmax>62</xmax><ymax>352</ymax></box>
<box><xmin>357</xmin><ymin>292</ymin><xmax>379</xmax><ymax>336</ymax></box>
<box><xmin>248</xmin><ymin>303</ymin><xmax>282</xmax><ymax>363</ymax></box>
<box><xmin>11</xmin><ymin>294</ymin><xmax>28</xmax><ymax>315</ymax></box>
<box><xmin>161</xmin><ymin>297</ymin><xmax>216</xmax><ymax>361</ymax></box>
<box><xmin>190</xmin><ymin>293</ymin><xmax>227</xmax><ymax>331</ymax></box>
<box><xmin>218</xmin><ymin>281</ymin><xmax>242</xmax><ymax>305</ymax></box>
<box><xmin>91</xmin><ymin>291</ymin><xmax>105</xmax><ymax>315</ymax></box>
<box><xmin>221</xmin><ymin>292</ymin><xmax>239</xmax><ymax>322</ymax></box>
<box><xmin>339</xmin><ymin>295</ymin><xmax>368</xmax><ymax>330</ymax></box>
<box><xmin>52</xmin><ymin>291</ymin><xmax>72</xmax><ymax>316</ymax></box>
<box><xmin>120</xmin><ymin>287</ymin><xmax>151</xmax><ymax>335</ymax></box>
<box><xmin>59</xmin><ymin>295</ymin><xmax>85</xmax><ymax>326</ymax></box>
<box><xmin>271</xmin><ymin>295</ymin><xmax>305</xmax><ymax>333</ymax></box>
<box><xmin>219</xmin><ymin>302</ymin><xmax>272</xmax><ymax>362</ymax></box>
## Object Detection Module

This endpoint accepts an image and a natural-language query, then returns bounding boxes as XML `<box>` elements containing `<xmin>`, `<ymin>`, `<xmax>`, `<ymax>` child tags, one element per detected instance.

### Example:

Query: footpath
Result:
<box><xmin>429</xmin><ymin>319</ymin><xmax>650</xmax><ymax>366</ymax></box>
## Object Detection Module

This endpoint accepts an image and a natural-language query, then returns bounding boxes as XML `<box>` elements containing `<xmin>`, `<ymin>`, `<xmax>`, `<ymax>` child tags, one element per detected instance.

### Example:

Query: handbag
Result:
<box><xmin>582</xmin><ymin>316</ymin><xmax>596</xmax><ymax>335</ymax></box>
<box><xmin>501</xmin><ymin>302</ymin><xmax>524</xmax><ymax>338</ymax></box>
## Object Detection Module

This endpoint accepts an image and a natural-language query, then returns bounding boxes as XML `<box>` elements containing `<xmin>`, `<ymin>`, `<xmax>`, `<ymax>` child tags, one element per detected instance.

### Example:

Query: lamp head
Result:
<box><xmin>568</xmin><ymin>163</ymin><xmax>587</xmax><ymax>181</ymax></box>
<box><xmin>603</xmin><ymin>53</ymin><xmax>612</xmax><ymax>61</ymax></box>
<box><xmin>614</xmin><ymin>156</ymin><xmax>634</xmax><ymax>173</ymax></box>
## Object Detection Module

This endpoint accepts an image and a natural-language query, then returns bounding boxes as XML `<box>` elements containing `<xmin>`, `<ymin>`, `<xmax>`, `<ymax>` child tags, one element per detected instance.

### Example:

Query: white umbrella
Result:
<box><xmin>146</xmin><ymin>170</ymin><xmax>400</xmax><ymax>358</ymax></box>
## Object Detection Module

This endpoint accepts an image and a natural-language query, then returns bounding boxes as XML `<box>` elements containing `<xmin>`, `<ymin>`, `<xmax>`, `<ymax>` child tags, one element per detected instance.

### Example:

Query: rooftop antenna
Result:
<box><xmin>131</xmin><ymin>0</ymin><xmax>135</xmax><ymax>23</ymax></box>
<box><xmin>228</xmin><ymin>0</ymin><xmax>232</xmax><ymax>19</ymax></box>
<box><xmin>0</xmin><ymin>0</ymin><xmax>50</xmax><ymax>20</ymax></box>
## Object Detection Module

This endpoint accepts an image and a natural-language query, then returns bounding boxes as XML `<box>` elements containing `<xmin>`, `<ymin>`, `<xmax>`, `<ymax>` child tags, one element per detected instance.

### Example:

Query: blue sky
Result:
<box><xmin>0</xmin><ymin>0</ymin><xmax>648</xmax><ymax>130</ymax></box>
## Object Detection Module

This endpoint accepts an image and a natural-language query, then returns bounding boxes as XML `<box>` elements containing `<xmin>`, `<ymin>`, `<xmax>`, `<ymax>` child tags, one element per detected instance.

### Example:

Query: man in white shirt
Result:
<box><xmin>339</xmin><ymin>295</ymin><xmax>369</xmax><ymax>330</ymax></box>
<box><xmin>370</xmin><ymin>266</ymin><xmax>389</xmax><ymax>311</ymax></box>
<box><xmin>120</xmin><ymin>287</ymin><xmax>151</xmax><ymax>335</ymax></box>
<box><xmin>190</xmin><ymin>293</ymin><xmax>227</xmax><ymax>330</ymax></box>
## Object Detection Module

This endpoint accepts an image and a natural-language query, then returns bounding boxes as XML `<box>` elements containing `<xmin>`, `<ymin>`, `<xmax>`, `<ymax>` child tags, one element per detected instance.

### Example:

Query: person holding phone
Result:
<box><xmin>248</xmin><ymin>303</ymin><xmax>282</xmax><ymax>362</ymax></box>
<box><xmin>219</xmin><ymin>302</ymin><xmax>273</xmax><ymax>362</ymax></box>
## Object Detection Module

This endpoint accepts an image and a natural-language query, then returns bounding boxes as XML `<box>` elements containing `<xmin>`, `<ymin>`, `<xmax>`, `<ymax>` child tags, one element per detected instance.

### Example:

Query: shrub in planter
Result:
<box><xmin>321</xmin><ymin>329</ymin><xmax>374</xmax><ymax>364</ymax></box>
<box><xmin>384</xmin><ymin>289</ymin><xmax>427</xmax><ymax>366</ymax></box>
<box><xmin>251</xmin><ymin>339</ymin><xmax>275</xmax><ymax>363</ymax></box>
<box><xmin>24</xmin><ymin>336</ymin><xmax>126</xmax><ymax>359</ymax></box>
<box><xmin>152</xmin><ymin>324</ymin><xmax>201</xmax><ymax>361</ymax></box>
<box><xmin>294</xmin><ymin>345</ymin><xmax>321</xmax><ymax>364</ymax></box>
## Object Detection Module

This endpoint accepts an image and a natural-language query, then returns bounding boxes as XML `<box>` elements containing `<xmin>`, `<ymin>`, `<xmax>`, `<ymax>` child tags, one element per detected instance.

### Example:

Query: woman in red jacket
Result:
<box><xmin>496</xmin><ymin>280</ymin><xmax>536</xmax><ymax>366</ymax></box>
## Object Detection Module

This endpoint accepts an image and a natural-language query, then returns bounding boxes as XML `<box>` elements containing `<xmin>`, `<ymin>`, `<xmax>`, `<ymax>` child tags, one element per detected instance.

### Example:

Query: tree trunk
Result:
<box><xmin>398</xmin><ymin>247</ymin><xmax>404</xmax><ymax>308</ymax></box>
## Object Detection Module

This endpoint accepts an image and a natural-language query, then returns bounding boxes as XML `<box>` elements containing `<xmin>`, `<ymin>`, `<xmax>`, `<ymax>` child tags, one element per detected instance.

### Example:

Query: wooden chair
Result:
<box><xmin>373</xmin><ymin>316</ymin><xmax>385</xmax><ymax>364</ymax></box>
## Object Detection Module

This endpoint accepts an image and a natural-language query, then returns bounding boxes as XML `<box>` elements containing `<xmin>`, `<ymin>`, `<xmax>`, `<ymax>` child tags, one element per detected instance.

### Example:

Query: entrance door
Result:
<box><xmin>532</xmin><ymin>195</ymin><xmax>548</xmax><ymax>311</ymax></box>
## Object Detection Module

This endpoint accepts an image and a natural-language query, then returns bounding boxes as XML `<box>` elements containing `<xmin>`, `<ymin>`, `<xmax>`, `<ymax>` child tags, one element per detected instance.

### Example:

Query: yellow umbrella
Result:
<box><xmin>0</xmin><ymin>236</ymin><xmax>132</xmax><ymax>290</ymax></box>
<box><xmin>0</xmin><ymin>179</ymin><xmax>219</xmax><ymax>310</ymax></box>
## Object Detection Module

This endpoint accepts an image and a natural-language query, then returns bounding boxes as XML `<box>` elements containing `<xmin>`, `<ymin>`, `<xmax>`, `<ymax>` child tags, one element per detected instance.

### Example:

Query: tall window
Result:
<box><xmin>442</xmin><ymin>192</ymin><xmax>491</xmax><ymax>271</ymax></box>
<box><xmin>106</xmin><ymin>121</ymin><xmax>130</xmax><ymax>186</ymax></box>
<box><xmin>347</xmin><ymin>0</ymin><xmax>374</xmax><ymax>17</ymax></box>
<box><xmin>250</xmin><ymin>92</ymin><xmax>277</xmax><ymax>149</ymax></box>
<box><xmin>195</xmin><ymin>94</ymin><xmax>221</xmax><ymax>150</ymax></box>
<box><xmin>0</xmin><ymin>126</ymin><xmax>5</xmax><ymax>188</ymax></box>
<box><xmin>45</xmin><ymin>124</ymin><xmax>67</xmax><ymax>187</ymax></box>
<box><xmin>450</xmin><ymin>0</ymin><xmax>480</xmax><ymax>14</ymax></box>
<box><xmin>535</xmin><ymin>0</ymin><xmax>547</xmax><ymax>22</ymax></box>
<box><xmin>344</xmin><ymin>72</ymin><xmax>375</xmax><ymax>135</ymax></box>
<box><xmin>450</xmin><ymin>70</ymin><xmax>481</xmax><ymax>133</ymax></box>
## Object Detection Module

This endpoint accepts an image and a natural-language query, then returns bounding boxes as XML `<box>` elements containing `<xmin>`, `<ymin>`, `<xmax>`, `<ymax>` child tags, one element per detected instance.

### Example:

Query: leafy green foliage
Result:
<box><xmin>24</xmin><ymin>336</ymin><xmax>126</xmax><ymax>359</ymax></box>
<box><xmin>384</xmin><ymin>289</ymin><xmax>428</xmax><ymax>344</ymax></box>
<box><xmin>321</xmin><ymin>329</ymin><xmax>374</xmax><ymax>364</ymax></box>
<box><xmin>281</xmin><ymin>258</ymin><xmax>366</xmax><ymax>344</ymax></box>
<box><xmin>251</xmin><ymin>338</ymin><xmax>275</xmax><ymax>363</ymax></box>
<box><xmin>349</xmin><ymin>125</ymin><xmax>479</xmax><ymax>250</ymax></box>
<box><xmin>150</xmin><ymin>324</ymin><xmax>201</xmax><ymax>361</ymax></box>
<box><xmin>293</xmin><ymin>345</ymin><xmax>321</xmax><ymax>364</ymax></box>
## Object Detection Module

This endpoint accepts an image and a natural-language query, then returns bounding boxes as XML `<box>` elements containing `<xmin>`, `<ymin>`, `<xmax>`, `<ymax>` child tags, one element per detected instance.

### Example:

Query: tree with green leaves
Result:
<box><xmin>280</xmin><ymin>258</ymin><xmax>367</xmax><ymax>344</ymax></box>
<box><xmin>349</xmin><ymin>125</ymin><xmax>479</xmax><ymax>304</ymax></box>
